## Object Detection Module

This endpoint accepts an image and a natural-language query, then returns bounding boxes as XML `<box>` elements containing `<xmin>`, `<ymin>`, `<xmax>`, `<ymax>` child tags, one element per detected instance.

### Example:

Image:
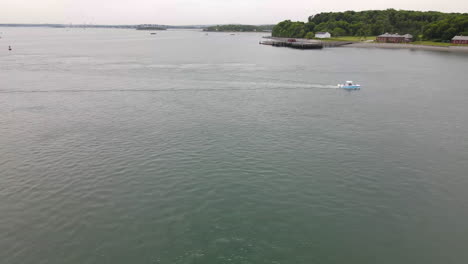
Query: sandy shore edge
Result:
<box><xmin>345</xmin><ymin>42</ymin><xmax>468</xmax><ymax>53</ymax></box>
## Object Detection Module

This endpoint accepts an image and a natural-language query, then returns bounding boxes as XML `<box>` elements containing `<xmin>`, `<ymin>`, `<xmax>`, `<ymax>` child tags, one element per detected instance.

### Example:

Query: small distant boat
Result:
<box><xmin>338</xmin><ymin>80</ymin><xmax>361</xmax><ymax>90</ymax></box>
<box><xmin>150</xmin><ymin>32</ymin><xmax>157</xmax><ymax>35</ymax></box>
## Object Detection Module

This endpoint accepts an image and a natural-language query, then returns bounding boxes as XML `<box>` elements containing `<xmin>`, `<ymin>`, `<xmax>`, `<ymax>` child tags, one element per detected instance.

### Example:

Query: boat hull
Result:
<box><xmin>339</xmin><ymin>85</ymin><xmax>361</xmax><ymax>90</ymax></box>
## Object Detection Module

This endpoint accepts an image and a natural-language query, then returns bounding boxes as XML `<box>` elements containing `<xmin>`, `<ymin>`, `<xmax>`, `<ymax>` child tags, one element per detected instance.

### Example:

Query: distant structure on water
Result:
<box><xmin>315</xmin><ymin>32</ymin><xmax>331</xmax><ymax>39</ymax></box>
<box><xmin>260</xmin><ymin>38</ymin><xmax>323</xmax><ymax>49</ymax></box>
<box><xmin>451</xmin><ymin>36</ymin><xmax>468</xmax><ymax>44</ymax></box>
<box><xmin>377</xmin><ymin>33</ymin><xmax>413</xmax><ymax>43</ymax></box>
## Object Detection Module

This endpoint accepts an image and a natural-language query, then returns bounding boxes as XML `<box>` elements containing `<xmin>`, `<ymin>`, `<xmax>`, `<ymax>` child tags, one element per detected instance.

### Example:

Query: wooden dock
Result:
<box><xmin>260</xmin><ymin>38</ymin><xmax>322</xmax><ymax>49</ymax></box>
<box><xmin>260</xmin><ymin>37</ymin><xmax>353</xmax><ymax>50</ymax></box>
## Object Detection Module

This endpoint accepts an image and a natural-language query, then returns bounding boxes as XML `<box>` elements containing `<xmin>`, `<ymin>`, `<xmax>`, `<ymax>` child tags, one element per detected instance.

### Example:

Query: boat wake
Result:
<box><xmin>310</xmin><ymin>84</ymin><xmax>341</xmax><ymax>89</ymax></box>
<box><xmin>0</xmin><ymin>81</ymin><xmax>341</xmax><ymax>94</ymax></box>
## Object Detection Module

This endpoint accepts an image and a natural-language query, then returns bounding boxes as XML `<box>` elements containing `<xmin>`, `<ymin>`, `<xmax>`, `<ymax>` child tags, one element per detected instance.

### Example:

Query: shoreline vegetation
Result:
<box><xmin>272</xmin><ymin>9</ymin><xmax>468</xmax><ymax>45</ymax></box>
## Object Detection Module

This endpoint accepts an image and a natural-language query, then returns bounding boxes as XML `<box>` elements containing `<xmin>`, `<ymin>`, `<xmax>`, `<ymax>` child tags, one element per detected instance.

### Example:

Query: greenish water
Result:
<box><xmin>1</xmin><ymin>28</ymin><xmax>468</xmax><ymax>264</ymax></box>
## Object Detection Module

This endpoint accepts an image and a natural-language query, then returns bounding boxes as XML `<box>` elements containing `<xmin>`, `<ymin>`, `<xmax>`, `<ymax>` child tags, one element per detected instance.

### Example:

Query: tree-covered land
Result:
<box><xmin>272</xmin><ymin>9</ymin><xmax>468</xmax><ymax>41</ymax></box>
<box><xmin>204</xmin><ymin>24</ymin><xmax>274</xmax><ymax>32</ymax></box>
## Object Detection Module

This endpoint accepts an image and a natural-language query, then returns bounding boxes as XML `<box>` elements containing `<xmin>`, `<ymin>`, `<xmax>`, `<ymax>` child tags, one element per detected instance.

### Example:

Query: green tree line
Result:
<box><xmin>272</xmin><ymin>9</ymin><xmax>468</xmax><ymax>41</ymax></box>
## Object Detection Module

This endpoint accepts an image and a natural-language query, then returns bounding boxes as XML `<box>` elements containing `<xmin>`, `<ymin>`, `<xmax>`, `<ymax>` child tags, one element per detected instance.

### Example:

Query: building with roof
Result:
<box><xmin>377</xmin><ymin>33</ymin><xmax>413</xmax><ymax>43</ymax></box>
<box><xmin>315</xmin><ymin>32</ymin><xmax>331</xmax><ymax>39</ymax></box>
<box><xmin>451</xmin><ymin>36</ymin><xmax>468</xmax><ymax>44</ymax></box>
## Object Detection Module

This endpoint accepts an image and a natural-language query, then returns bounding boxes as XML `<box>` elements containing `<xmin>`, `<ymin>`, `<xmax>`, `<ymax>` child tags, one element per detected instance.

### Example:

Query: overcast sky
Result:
<box><xmin>2</xmin><ymin>0</ymin><xmax>468</xmax><ymax>25</ymax></box>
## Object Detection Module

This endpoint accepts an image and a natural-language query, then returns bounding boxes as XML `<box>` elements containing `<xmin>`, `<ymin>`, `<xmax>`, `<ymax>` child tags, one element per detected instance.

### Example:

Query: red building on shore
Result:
<box><xmin>377</xmin><ymin>33</ymin><xmax>413</xmax><ymax>43</ymax></box>
<box><xmin>451</xmin><ymin>36</ymin><xmax>468</xmax><ymax>44</ymax></box>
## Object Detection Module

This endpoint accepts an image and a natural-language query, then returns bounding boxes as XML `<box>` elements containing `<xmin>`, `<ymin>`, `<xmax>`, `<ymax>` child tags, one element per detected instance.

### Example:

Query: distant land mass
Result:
<box><xmin>0</xmin><ymin>23</ymin><xmax>272</xmax><ymax>32</ymax></box>
<box><xmin>0</xmin><ymin>24</ymin><xmax>136</xmax><ymax>29</ymax></box>
<box><xmin>273</xmin><ymin>9</ymin><xmax>468</xmax><ymax>42</ymax></box>
<box><xmin>203</xmin><ymin>24</ymin><xmax>274</xmax><ymax>32</ymax></box>
<box><xmin>136</xmin><ymin>24</ymin><xmax>167</xmax><ymax>30</ymax></box>
<box><xmin>0</xmin><ymin>24</ymin><xmax>212</xmax><ymax>30</ymax></box>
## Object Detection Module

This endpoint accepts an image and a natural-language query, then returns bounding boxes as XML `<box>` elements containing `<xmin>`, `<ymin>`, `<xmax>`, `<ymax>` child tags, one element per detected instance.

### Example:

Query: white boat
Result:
<box><xmin>338</xmin><ymin>81</ymin><xmax>361</xmax><ymax>90</ymax></box>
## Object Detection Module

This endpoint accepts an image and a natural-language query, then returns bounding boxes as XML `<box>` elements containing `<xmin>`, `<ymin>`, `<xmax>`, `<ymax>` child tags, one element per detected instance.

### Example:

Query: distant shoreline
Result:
<box><xmin>344</xmin><ymin>42</ymin><xmax>468</xmax><ymax>53</ymax></box>
<box><xmin>204</xmin><ymin>30</ymin><xmax>272</xmax><ymax>33</ymax></box>
<box><xmin>0</xmin><ymin>24</ymin><xmax>206</xmax><ymax>30</ymax></box>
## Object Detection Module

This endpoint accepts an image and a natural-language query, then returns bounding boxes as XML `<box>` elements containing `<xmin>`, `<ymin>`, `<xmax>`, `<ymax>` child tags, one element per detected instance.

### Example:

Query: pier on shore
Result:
<box><xmin>260</xmin><ymin>37</ymin><xmax>353</xmax><ymax>50</ymax></box>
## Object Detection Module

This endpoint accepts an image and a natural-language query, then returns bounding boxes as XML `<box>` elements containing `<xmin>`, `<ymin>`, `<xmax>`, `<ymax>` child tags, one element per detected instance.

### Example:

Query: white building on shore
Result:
<box><xmin>315</xmin><ymin>32</ymin><xmax>331</xmax><ymax>39</ymax></box>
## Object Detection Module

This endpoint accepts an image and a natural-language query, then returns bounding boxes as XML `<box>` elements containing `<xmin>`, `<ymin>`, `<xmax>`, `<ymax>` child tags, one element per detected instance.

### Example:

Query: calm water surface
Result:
<box><xmin>1</xmin><ymin>28</ymin><xmax>468</xmax><ymax>264</ymax></box>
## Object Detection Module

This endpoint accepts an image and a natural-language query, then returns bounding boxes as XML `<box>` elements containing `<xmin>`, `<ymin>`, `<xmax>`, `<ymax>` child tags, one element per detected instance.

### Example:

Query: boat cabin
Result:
<box><xmin>338</xmin><ymin>80</ymin><xmax>361</xmax><ymax>89</ymax></box>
